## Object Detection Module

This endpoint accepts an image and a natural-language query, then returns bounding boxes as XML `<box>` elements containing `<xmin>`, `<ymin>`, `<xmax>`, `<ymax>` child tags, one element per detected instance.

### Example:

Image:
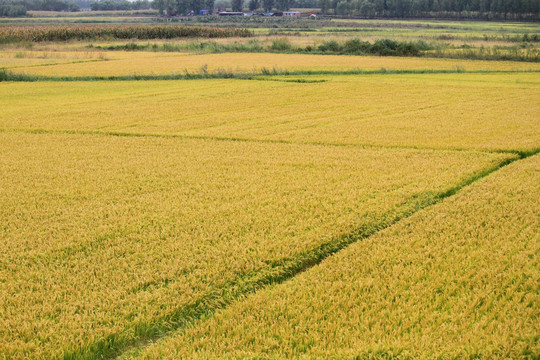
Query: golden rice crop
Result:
<box><xmin>0</xmin><ymin>57</ymin><xmax>68</xmax><ymax>68</ymax></box>
<box><xmin>0</xmin><ymin>50</ymin><xmax>106</xmax><ymax>69</ymax></box>
<box><xmin>0</xmin><ymin>74</ymin><xmax>538</xmax><ymax>152</ymax></box>
<box><xmin>0</xmin><ymin>131</ymin><xmax>513</xmax><ymax>359</ymax></box>
<box><xmin>9</xmin><ymin>51</ymin><xmax>540</xmax><ymax>76</ymax></box>
<box><xmin>135</xmin><ymin>153</ymin><xmax>540</xmax><ymax>360</ymax></box>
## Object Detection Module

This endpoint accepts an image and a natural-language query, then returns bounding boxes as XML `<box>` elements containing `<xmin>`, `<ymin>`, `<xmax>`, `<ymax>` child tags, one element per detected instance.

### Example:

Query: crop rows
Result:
<box><xmin>1</xmin><ymin>33</ymin><xmax>538</xmax><ymax>359</ymax></box>
<box><xmin>0</xmin><ymin>74</ymin><xmax>538</xmax><ymax>153</ymax></box>
<box><xmin>0</xmin><ymin>25</ymin><xmax>252</xmax><ymax>43</ymax></box>
<box><xmin>0</xmin><ymin>131</ymin><xmax>515</xmax><ymax>359</ymax></box>
<box><xmin>135</xmin><ymin>153</ymin><xmax>540</xmax><ymax>359</ymax></box>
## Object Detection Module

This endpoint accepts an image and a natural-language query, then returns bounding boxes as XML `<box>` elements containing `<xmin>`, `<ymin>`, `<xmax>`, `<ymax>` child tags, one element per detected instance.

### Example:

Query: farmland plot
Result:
<box><xmin>1</xmin><ymin>17</ymin><xmax>538</xmax><ymax>358</ymax></box>
<box><xmin>8</xmin><ymin>52</ymin><xmax>540</xmax><ymax>77</ymax></box>
<box><xmin>133</xmin><ymin>153</ymin><xmax>540</xmax><ymax>360</ymax></box>
<box><xmin>0</xmin><ymin>131</ymin><xmax>514</xmax><ymax>359</ymax></box>
<box><xmin>0</xmin><ymin>73</ymin><xmax>538</xmax><ymax>152</ymax></box>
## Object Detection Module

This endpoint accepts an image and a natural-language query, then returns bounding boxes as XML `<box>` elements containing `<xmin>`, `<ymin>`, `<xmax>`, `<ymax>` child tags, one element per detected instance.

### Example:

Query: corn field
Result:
<box><xmin>0</xmin><ymin>25</ymin><xmax>252</xmax><ymax>43</ymax></box>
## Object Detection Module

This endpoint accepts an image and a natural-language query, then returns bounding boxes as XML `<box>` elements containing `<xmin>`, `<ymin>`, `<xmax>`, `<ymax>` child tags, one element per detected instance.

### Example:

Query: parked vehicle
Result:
<box><xmin>218</xmin><ymin>11</ymin><xmax>244</xmax><ymax>16</ymax></box>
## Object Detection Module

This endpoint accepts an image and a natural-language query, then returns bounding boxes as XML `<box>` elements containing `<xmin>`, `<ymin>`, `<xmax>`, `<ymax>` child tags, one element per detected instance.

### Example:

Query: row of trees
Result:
<box><xmin>154</xmin><ymin>0</ymin><xmax>538</xmax><ymax>16</ymax></box>
<box><xmin>0</xmin><ymin>0</ymin><xmax>155</xmax><ymax>14</ymax></box>
<box><xmin>0</xmin><ymin>2</ymin><xmax>27</xmax><ymax>15</ymax></box>
<box><xmin>0</xmin><ymin>0</ymin><xmax>79</xmax><ymax>15</ymax></box>
<box><xmin>153</xmin><ymin>0</ymin><xmax>214</xmax><ymax>14</ymax></box>
<box><xmin>240</xmin><ymin>0</ymin><xmax>294</xmax><ymax>11</ymax></box>
<box><xmin>89</xmin><ymin>0</ymin><xmax>151</xmax><ymax>11</ymax></box>
<box><xmin>153</xmin><ymin>0</ymin><xmax>298</xmax><ymax>14</ymax></box>
<box><xmin>319</xmin><ymin>0</ymin><xmax>540</xmax><ymax>17</ymax></box>
<box><xmin>1</xmin><ymin>0</ymin><xmax>536</xmax><ymax>17</ymax></box>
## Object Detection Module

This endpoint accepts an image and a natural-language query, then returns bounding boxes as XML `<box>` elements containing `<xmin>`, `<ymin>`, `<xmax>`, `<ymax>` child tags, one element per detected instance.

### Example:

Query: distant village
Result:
<box><xmin>209</xmin><ymin>9</ymin><xmax>303</xmax><ymax>16</ymax></box>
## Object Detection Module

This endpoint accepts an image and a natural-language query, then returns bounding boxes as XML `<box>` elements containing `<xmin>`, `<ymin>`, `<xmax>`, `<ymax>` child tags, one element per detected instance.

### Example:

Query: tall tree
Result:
<box><xmin>231</xmin><ymin>0</ymin><xmax>242</xmax><ymax>10</ymax></box>
<box><xmin>204</xmin><ymin>0</ymin><xmax>214</xmax><ymax>11</ymax></box>
<box><xmin>262</xmin><ymin>0</ymin><xmax>273</xmax><ymax>10</ymax></box>
<box><xmin>276</xmin><ymin>0</ymin><xmax>290</xmax><ymax>10</ymax></box>
<box><xmin>319</xmin><ymin>0</ymin><xmax>330</xmax><ymax>13</ymax></box>
<box><xmin>248</xmin><ymin>0</ymin><xmax>259</xmax><ymax>10</ymax></box>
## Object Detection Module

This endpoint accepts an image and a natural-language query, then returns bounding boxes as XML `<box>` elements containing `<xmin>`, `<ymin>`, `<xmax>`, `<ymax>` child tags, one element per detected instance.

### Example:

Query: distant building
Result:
<box><xmin>283</xmin><ymin>11</ymin><xmax>300</xmax><ymax>17</ymax></box>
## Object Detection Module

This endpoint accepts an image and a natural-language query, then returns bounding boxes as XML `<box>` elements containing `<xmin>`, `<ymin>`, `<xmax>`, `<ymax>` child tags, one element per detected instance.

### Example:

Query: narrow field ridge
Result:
<box><xmin>1</xmin><ymin>127</ymin><xmax>534</xmax><ymax>157</ymax></box>
<box><xmin>1</xmin><ymin>68</ymin><xmax>539</xmax><ymax>82</ymax></box>
<box><xmin>4</xmin><ymin>58</ymin><xmax>106</xmax><ymax>70</ymax></box>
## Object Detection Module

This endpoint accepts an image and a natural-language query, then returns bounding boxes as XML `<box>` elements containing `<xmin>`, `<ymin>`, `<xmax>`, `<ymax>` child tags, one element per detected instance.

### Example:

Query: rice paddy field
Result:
<box><xmin>3</xmin><ymin>51</ymin><xmax>540</xmax><ymax>76</ymax></box>
<box><xmin>135</xmin><ymin>147</ymin><xmax>539</xmax><ymax>360</ymax></box>
<box><xmin>0</xmin><ymin>14</ymin><xmax>539</xmax><ymax>360</ymax></box>
<box><xmin>1</xmin><ymin>73</ymin><xmax>538</xmax><ymax>152</ymax></box>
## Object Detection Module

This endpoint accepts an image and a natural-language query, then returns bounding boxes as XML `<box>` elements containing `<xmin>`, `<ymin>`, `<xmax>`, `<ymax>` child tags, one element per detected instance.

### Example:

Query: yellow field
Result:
<box><xmin>0</xmin><ymin>53</ymin><xmax>107</xmax><ymax>72</ymax></box>
<box><xmin>0</xmin><ymin>48</ymin><xmax>150</xmax><ymax>68</ymax></box>
<box><xmin>7</xmin><ymin>51</ymin><xmax>540</xmax><ymax>76</ymax></box>
<box><xmin>1</xmin><ymin>73</ymin><xmax>538</xmax><ymax>152</ymax></box>
<box><xmin>0</xmin><ymin>57</ymin><xmax>98</xmax><ymax>68</ymax></box>
<box><xmin>134</xmin><ymin>153</ymin><xmax>540</xmax><ymax>360</ymax></box>
<box><xmin>0</xmin><ymin>131</ymin><xmax>513</xmax><ymax>359</ymax></box>
<box><xmin>1</xmin><ymin>17</ymin><xmax>539</xmax><ymax>360</ymax></box>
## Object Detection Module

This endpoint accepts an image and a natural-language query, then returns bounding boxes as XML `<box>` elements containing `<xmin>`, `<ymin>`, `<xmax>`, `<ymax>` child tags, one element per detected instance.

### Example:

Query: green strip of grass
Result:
<box><xmin>3</xmin><ymin>67</ymin><xmax>539</xmax><ymax>82</ymax></box>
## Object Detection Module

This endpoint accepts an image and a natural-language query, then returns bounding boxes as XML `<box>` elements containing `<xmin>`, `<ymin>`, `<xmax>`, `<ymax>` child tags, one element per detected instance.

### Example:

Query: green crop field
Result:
<box><xmin>0</xmin><ymin>13</ymin><xmax>538</xmax><ymax>360</ymax></box>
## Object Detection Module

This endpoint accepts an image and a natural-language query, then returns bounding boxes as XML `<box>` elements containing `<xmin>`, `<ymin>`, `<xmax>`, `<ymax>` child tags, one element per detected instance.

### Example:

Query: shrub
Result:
<box><xmin>343</xmin><ymin>38</ymin><xmax>370</xmax><ymax>54</ymax></box>
<box><xmin>270</xmin><ymin>38</ymin><xmax>292</xmax><ymax>51</ymax></box>
<box><xmin>318</xmin><ymin>40</ymin><xmax>341</xmax><ymax>53</ymax></box>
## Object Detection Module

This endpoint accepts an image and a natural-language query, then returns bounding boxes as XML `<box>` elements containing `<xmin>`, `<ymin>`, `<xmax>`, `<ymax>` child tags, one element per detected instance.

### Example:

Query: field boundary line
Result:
<box><xmin>3</xmin><ymin>57</ymin><xmax>108</xmax><ymax>70</ymax></box>
<box><xmin>1</xmin><ymin>68</ymin><xmax>539</xmax><ymax>82</ymax></box>
<box><xmin>1</xmin><ymin>127</ymin><xmax>534</xmax><ymax>157</ymax></box>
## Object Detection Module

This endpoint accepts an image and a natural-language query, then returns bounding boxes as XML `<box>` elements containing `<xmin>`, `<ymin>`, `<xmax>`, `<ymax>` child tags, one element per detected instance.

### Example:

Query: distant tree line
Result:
<box><xmin>89</xmin><ymin>0</ymin><xmax>151</xmax><ymax>11</ymax></box>
<box><xmin>319</xmin><ymin>0</ymin><xmax>539</xmax><ymax>18</ymax></box>
<box><xmin>0</xmin><ymin>0</ymin><xmax>299</xmax><ymax>15</ymax></box>
<box><xmin>0</xmin><ymin>0</ymin><xmax>80</xmax><ymax>16</ymax></box>
<box><xmin>242</xmin><ymin>0</ymin><xmax>293</xmax><ymax>11</ymax></box>
<box><xmin>153</xmin><ymin>0</ymin><xmax>313</xmax><ymax>14</ymax></box>
<box><xmin>0</xmin><ymin>0</ymin><xmax>157</xmax><ymax>14</ymax></box>
<box><xmin>0</xmin><ymin>1</ymin><xmax>27</xmax><ymax>15</ymax></box>
<box><xmin>3</xmin><ymin>0</ymin><xmax>534</xmax><ymax>18</ymax></box>
<box><xmin>153</xmin><ymin>0</ymin><xmax>538</xmax><ymax>15</ymax></box>
<box><xmin>152</xmin><ymin>0</ymin><xmax>214</xmax><ymax>14</ymax></box>
<box><xmin>220</xmin><ymin>0</ymin><xmax>314</xmax><ymax>11</ymax></box>
<box><xmin>89</xmin><ymin>0</ymin><xmax>311</xmax><ymax>13</ymax></box>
